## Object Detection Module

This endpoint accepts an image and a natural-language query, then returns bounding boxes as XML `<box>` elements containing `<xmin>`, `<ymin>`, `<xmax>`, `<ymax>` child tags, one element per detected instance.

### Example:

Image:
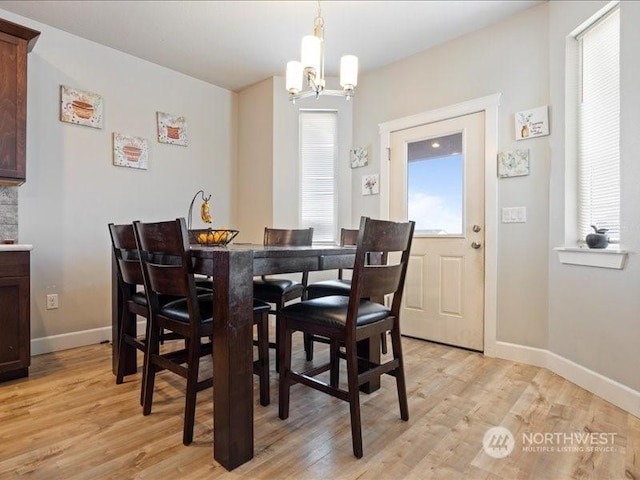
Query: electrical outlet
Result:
<box><xmin>46</xmin><ymin>294</ymin><xmax>58</xmax><ymax>310</ymax></box>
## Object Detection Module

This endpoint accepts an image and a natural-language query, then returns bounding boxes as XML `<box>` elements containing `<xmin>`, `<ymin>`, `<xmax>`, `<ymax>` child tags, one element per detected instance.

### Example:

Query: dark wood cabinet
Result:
<box><xmin>0</xmin><ymin>251</ymin><xmax>30</xmax><ymax>381</ymax></box>
<box><xmin>0</xmin><ymin>18</ymin><xmax>39</xmax><ymax>186</ymax></box>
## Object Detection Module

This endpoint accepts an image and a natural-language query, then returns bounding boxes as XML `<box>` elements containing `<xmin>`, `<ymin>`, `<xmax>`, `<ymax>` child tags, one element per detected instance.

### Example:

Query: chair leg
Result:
<box><xmin>304</xmin><ymin>333</ymin><xmax>314</xmax><ymax>361</ymax></box>
<box><xmin>139</xmin><ymin>315</ymin><xmax>151</xmax><ymax>406</ymax></box>
<box><xmin>115</xmin><ymin>310</ymin><xmax>130</xmax><ymax>385</ymax></box>
<box><xmin>142</xmin><ymin>319</ymin><xmax>160</xmax><ymax>416</ymax></box>
<box><xmin>345</xmin><ymin>342</ymin><xmax>363</xmax><ymax>458</ymax></box>
<box><xmin>278</xmin><ymin>317</ymin><xmax>293</xmax><ymax>420</ymax></box>
<box><xmin>380</xmin><ymin>331</ymin><xmax>388</xmax><ymax>355</ymax></box>
<box><xmin>183</xmin><ymin>336</ymin><xmax>201</xmax><ymax>445</ymax></box>
<box><xmin>256</xmin><ymin>311</ymin><xmax>270</xmax><ymax>406</ymax></box>
<box><xmin>274</xmin><ymin>299</ymin><xmax>284</xmax><ymax>371</ymax></box>
<box><xmin>329</xmin><ymin>339</ymin><xmax>340</xmax><ymax>388</ymax></box>
<box><xmin>390</xmin><ymin>326</ymin><xmax>409</xmax><ymax>421</ymax></box>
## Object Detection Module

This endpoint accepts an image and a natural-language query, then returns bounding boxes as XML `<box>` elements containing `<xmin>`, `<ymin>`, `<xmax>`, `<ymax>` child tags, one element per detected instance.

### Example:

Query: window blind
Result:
<box><xmin>299</xmin><ymin>110</ymin><xmax>338</xmax><ymax>243</ymax></box>
<box><xmin>577</xmin><ymin>8</ymin><xmax>620</xmax><ymax>242</ymax></box>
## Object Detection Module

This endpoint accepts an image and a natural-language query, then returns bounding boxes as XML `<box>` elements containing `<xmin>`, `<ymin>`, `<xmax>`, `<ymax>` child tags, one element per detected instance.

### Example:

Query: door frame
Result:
<box><xmin>378</xmin><ymin>93</ymin><xmax>501</xmax><ymax>356</ymax></box>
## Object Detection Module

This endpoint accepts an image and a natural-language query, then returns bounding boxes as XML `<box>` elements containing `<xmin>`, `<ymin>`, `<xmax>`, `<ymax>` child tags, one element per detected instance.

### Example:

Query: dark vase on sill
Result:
<box><xmin>585</xmin><ymin>225</ymin><xmax>609</xmax><ymax>249</ymax></box>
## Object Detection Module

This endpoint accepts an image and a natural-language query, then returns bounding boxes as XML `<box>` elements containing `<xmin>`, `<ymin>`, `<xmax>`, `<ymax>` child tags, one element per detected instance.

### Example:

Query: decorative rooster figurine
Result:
<box><xmin>187</xmin><ymin>190</ymin><xmax>212</xmax><ymax>230</ymax></box>
<box><xmin>200</xmin><ymin>197</ymin><xmax>212</xmax><ymax>223</ymax></box>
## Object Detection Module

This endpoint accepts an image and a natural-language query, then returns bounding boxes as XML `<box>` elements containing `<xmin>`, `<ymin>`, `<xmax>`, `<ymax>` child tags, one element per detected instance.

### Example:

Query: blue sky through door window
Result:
<box><xmin>407</xmin><ymin>133</ymin><xmax>463</xmax><ymax>235</ymax></box>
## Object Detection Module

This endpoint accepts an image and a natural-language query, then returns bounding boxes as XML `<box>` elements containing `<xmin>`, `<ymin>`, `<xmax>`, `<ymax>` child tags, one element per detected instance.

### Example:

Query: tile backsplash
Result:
<box><xmin>0</xmin><ymin>186</ymin><xmax>18</xmax><ymax>242</ymax></box>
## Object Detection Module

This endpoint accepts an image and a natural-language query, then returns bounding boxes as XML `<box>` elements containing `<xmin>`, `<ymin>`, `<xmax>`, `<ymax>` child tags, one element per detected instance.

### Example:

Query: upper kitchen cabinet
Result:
<box><xmin>0</xmin><ymin>18</ymin><xmax>39</xmax><ymax>186</ymax></box>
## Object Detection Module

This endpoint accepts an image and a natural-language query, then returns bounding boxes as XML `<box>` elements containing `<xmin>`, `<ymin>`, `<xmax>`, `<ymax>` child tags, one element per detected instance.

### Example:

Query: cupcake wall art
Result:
<box><xmin>60</xmin><ymin>86</ymin><xmax>103</xmax><ymax>129</ymax></box>
<box><xmin>113</xmin><ymin>133</ymin><xmax>149</xmax><ymax>170</ymax></box>
<box><xmin>157</xmin><ymin>112</ymin><xmax>188</xmax><ymax>146</ymax></box>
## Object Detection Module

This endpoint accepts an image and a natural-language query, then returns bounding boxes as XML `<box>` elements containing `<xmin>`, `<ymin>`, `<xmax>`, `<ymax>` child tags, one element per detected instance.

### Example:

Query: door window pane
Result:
<box><xmin>407</xmin><ymin>133</ymin><xmax>463</xmax><ymax>235</ymax></box>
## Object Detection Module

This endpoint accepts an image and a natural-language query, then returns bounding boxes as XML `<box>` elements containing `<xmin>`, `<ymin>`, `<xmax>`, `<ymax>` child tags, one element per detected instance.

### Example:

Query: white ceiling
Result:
<box><xmin>0</xmin><ymin>0</ymin><xmax>542</xmax><ymax>92</ymax></box>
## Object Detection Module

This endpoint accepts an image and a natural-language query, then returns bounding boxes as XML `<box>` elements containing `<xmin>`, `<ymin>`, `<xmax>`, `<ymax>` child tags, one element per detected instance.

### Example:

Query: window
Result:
<box><xmin>407</xmin><ymin>132</ymin><xmax>463</xmax><ymax>235</ymax></box>
<box><xmin>576</xmin><ymin>6</ymin><xmax>620</xmax><ymax>243</ymax></box>
<box><xmin>299</xmin><ymin>110</ymin><xmax>338</xmax><ymax>243</ymax></box>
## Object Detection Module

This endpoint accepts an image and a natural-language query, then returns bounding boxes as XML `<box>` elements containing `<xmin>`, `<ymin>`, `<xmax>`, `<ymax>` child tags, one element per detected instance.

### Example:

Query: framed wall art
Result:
<box><xmin>498</xmin><ymin>149</ymin><xmax>530</xmax><ymax>178</ymax></box>
<box><xmin>515</xmin><ymin>105</ymin><xmax>549</xmax><ymax>140</ymax></box>
<box><xmin>113</xmin><ymin>133</ymin><xmax>148</xmax><ymax>170</ymax></box>
<box><xmin>350</xmin><ymin>146</ymin><xmax>368</xmax><ymax>168</ymax></box>
<box><xmin>60</xmin><ymin>85</ymin><xmax>103</xmax><ymax>129</ymax></box>
<box><xmin>157</xmin><ymin>112</ymin><xmax>188</xmax><ymax>146</ymax></box>
<box><xmin>361</xmin><ymin>173</ymin><xmax>379</xmax><ymax>195</ymax></box>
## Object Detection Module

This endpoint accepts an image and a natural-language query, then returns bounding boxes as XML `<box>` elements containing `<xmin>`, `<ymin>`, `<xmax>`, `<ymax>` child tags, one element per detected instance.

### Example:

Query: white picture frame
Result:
<box><xmin>361</xmin><ymin>174</ymin><xmax>379</xmax><ymax>195</ymax></box>
<box><xmin>515</xmin><ymin>105</ymin><xmax>549</xmax><ymax>140</ymax></box>
<box><xmin>350</xmin><ymin>146</ymin><xmax>368</xmax><ymax>168</ymax></box>
<box><xmin>498</xmin><ymin>149</ymin><xmax>530</xmax><ymax>178</ymax></box>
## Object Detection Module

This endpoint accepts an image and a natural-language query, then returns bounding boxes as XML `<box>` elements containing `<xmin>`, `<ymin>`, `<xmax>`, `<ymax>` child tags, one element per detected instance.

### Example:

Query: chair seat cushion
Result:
<box><xmin>253</xmin><ymin>278</ymin><xmax>304</xmax><ymax>297</ymax></box>
<box><xmin>159</xmin><ymin>293</ymin><xmax>214</xmax><ymax>323</ymax></box>
<box><xmin>280</xmin><ymin>295</ymin><xmax>390</xmax><ymax>329</ymax></box>
<box><xmin>195</xmin><ymin>276</ymin><xmax>215</xmax><ymax>289</ymax></box>
<box><xmin>253</xmin><ymin>299</ymin><xmax>271</xmax><ymax>313</ymax></box>
<box><xmin>130</xmin><ymin>287</ymin><xmax>213</xmax><ymax>308</ymax></box>
<box><xmin>306</xmin><ymin>279</ymin><xmax>351</xmax><ymax>299</ymax></box>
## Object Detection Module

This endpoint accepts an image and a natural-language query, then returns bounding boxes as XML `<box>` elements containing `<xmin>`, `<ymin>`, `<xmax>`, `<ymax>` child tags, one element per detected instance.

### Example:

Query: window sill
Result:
<box><xmin>554</xmin><ymin>246</ymin><xmax>629</xmax><ymax>270</ymax></box>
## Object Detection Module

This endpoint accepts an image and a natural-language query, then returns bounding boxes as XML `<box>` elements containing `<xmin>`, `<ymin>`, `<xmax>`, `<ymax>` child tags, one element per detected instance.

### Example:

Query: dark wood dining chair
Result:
<box><xmin>277</xmin><ymin>217</ymin><xmax>415</xmax><ymax>458</ymax></box>
<box><xmin>303</xmin><ymin>228</ymin><xmax>358</xmax><ymax>360</ymax></box>
<box><xmin>253</xmin><ymin>227</ymin><xmax>313</xmax><ymax>367</ymax></box>
<box><xmin>109</xmin><ymin>222</ymin><xmax>214</xmax><ymax>401</ymax></box>
<box><xmin>133</xmin><ymin>218</ymin><xmax>271</xmax><ymax>446</ymax></box>
<box><xmin>108</xmin><ymin>223</ymin><xmax>151</xmax><ymax>393</ymax></box>
<box><xmin>303</xmin><ymin>228</ymin><xmax>389</xmax><ymax>361</ymax></box>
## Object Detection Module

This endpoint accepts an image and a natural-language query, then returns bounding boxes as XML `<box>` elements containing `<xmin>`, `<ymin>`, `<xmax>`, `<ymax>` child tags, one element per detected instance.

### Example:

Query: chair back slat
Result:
<box><xmin>109</xmin><ymin>223</ymin><xmax>144</xmax><ymax>287</ymax></box>
<box><xmin>359</xmin><ymin>221</ymin><xmax>413</xmax><ymax>253</ymax></box>
<box><xmin>359</xmin><ymin>264</ymin><xmax>404</xmax><ymax>299</ymax></box>
<box><xmin>338</xmin><ymin>228</ymin><xmax>359</xmax><ymax>280</ymax></box>
<box><xmin>264</xmin><ymin>227</ymin><xmax>313</xmax><ymax>247</ymax></box>
<box><xmin>133</xmin><ymin>218</ymin><xmax>201</xmax><ymax>319</ymax></box>
<box><xmin>145</xmin><ymin>263</ymin><xmax>189</xmax><ymax>297</ymax></box>
<box><xmin>341</xmin><ymin>228</ymin><xmax>359</xmax><ymax>247</ymax></box>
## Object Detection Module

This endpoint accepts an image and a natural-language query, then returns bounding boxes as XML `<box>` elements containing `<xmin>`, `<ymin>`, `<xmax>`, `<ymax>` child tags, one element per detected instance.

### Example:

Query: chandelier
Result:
<box><xmin>285</xmin><ymin>1</ymin><xmax>358</xmax><ymax>103</ymax></box>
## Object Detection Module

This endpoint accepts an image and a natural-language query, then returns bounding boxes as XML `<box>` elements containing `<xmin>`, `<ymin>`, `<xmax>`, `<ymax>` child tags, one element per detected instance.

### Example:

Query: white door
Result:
<box><xmin>389</xmin><ymin>112</ymin><xmax>484</xmax><ymax>351</ymax></box>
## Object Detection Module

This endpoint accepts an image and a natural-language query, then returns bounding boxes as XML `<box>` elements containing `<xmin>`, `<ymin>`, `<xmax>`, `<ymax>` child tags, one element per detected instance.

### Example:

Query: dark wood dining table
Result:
<box><xmin>111</xmin><ymin>242</ymin><xmax>380</xmax><ymax>470</ymax></box>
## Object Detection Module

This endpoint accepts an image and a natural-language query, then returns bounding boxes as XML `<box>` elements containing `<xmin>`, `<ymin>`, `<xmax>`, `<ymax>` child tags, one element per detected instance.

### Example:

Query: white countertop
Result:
<box><xmin>0</xmin><ymin>244</ymin><xmax>33</xmax><ymax>251</ymax></box>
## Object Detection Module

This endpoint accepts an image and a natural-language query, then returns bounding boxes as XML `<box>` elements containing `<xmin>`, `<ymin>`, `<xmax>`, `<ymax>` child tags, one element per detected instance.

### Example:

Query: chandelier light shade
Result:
<box><xmin>285</xmin><ymin>1</ymin><xmax>358</xmax><ymax>103</ymax></box>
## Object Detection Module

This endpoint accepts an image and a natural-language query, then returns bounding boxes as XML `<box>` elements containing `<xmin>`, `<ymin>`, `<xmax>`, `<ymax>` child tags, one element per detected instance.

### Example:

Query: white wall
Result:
<box><xmin>236</xmin><ymin>76</ymin><xmax>354</xmax><ymax>243</ymax></box>
<box><xmin>548</xmin><ymin>0</ymin><xmax>640</xmax><ymax>392</ymax></box>
<box><xmin>352</xmin><ymin>0</ymin><xmax>639</xmax><ymax>409</ymax></box>
<box><xmin>352</xmin><ymin>3</ymin><xmax>551</xmax><ymax>350</ymax></box>
<box><xmin>236</xmin><ymin>77</ymin><xmax>274</xmax><ymax>243</ymax></box>
<box><xmin>0</xmin><ymin>10</ymin><xmax>236</xmax><ymax>342</ymax></box>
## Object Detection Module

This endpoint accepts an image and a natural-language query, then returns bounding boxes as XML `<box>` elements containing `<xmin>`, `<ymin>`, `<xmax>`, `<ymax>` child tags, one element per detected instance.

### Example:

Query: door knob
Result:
<box><xmin>471</xmin><ymin>241</ymin><xmax>482</xmax><ymax>249</ymax></box>
<box><xmin>472</xmin><ymin>225</ymin><xmax>482</xmax><ymax>232</ymax></box>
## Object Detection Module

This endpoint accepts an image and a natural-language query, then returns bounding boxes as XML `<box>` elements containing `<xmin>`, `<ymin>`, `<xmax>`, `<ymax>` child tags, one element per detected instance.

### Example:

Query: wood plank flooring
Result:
<box><xmin>0</xmin><ymin>335</ymin><xmax>637</xmax><ymax>479</ymax></box>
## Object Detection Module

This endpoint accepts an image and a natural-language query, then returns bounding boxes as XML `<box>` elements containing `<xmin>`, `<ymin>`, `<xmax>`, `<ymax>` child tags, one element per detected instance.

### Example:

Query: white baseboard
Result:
<box><xmin>494</xmin><ymin>341</ymin><xmax>640</xmax><ymax>418</ymax></box>
<box><xmin>30</xmin><ymin>321</ymin><xmax>146</xmax><ymax>356</ymax></box>
<box><xmin>31</xmin><ymin>326</ymin><xmax>113</xmax><ymax>356</ymax></box>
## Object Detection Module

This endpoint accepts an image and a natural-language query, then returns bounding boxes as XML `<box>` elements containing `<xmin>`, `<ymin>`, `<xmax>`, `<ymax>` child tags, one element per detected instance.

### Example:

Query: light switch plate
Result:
<box><xmin>501</xmin><ymin>207</ymin><xmax>527</xmax><ymax>223</ymax></box>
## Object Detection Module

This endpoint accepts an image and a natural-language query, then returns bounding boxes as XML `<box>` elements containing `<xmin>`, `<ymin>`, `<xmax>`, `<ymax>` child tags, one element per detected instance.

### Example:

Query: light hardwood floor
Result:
<box><xmin>0</xmin><ymin>334</ymin><xmax>638</xmax><ymax>480</ymax></box>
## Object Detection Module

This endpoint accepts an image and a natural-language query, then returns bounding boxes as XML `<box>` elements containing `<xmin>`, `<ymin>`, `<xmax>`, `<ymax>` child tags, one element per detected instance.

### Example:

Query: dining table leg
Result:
<box><xmin>211</xmin><ymin>249</ymin><xmax>254</xmax><ymax>470</ymax></box>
